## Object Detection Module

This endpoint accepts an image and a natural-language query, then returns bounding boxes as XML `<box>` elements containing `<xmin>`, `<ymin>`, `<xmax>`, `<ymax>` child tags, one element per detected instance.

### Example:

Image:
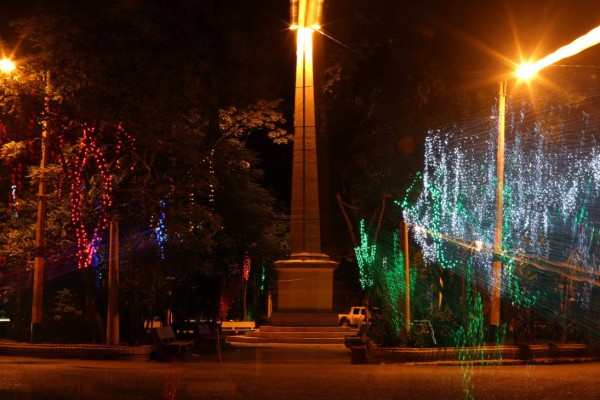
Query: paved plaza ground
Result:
<box><xmin>0</xmin><ymin>343</ymin><xmax>599</xmax><ymax>399</ymax></box>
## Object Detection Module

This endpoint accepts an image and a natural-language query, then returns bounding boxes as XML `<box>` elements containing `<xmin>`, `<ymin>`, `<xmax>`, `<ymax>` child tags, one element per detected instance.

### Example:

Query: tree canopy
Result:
<box><xmin>0</xmin><ymin>0</ymin><xmax>292</xmax><ymax>338</ymax></box>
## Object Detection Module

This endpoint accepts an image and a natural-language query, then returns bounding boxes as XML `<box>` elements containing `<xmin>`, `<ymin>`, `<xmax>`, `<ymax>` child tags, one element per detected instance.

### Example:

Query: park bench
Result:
<box><xmin>220</xmin><ymin>321</ymin><xmax>256</xmax><ymax>335</ymax></box>
<box><xmin>194</xmin><ymin>323</ymin><xmax>222</xmax><ymax>353</ymax></box>
<box><xmin>151</xmin><ymin>326</ymin><xmax>194</xmax><ymax>361</ymax></box>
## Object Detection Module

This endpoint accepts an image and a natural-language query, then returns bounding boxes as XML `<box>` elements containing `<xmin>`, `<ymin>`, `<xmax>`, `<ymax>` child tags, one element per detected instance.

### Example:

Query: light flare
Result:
<box><xmin>0</xmin><ymin>58</ymin><xmax>15</xmax><ymax>73</ymax></box>
<box><xmin>296</xmin><ymin>27</ymin><xmax>314</xmax><ymax>60</ymax></box>
<box><xmin>516</xmin><ymin>62</ymin><xmax>536</xmax><ymax>80</ymax></box>
<box><xmin>293</xmin><ymin>0</ymin><xmax>323</xmax><ymax>29</ymax></box>
<box><xmin>517</xmin><ymin>25</ymin><xmax>600</xmax><ymax>79</ymax></box>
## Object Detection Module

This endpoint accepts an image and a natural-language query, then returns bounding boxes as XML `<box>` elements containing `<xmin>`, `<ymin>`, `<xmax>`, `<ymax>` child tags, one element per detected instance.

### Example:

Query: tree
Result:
<box><xmin>1</xmin><ymin>0</ymin><xmax>292</xmax><ymax>341</ymax></box>
<box><xmin>322</xmin><ymin>0</ymin><xmax>471</xmax><ymax>239</ymax></box>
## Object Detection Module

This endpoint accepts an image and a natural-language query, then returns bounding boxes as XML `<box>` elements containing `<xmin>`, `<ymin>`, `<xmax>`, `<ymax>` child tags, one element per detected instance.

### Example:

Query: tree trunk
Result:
<box><xmin>336</xmin><ymin>193</ymin><xmax>358</xmax><ymax>247</ymax></box>
<box><xmin>81</xmin><ymin>268</ymin><xmax>105</xmax><ymax>343</ymax></box>
<box><xmin>85</xmin><ymin>296</ymin><xmax>105</xmax><ymax>344</ymax></box>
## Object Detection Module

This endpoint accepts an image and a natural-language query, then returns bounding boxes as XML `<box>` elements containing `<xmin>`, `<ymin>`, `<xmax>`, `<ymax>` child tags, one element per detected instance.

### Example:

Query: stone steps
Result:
<box><xmin>225</xmin><ymin>326</ymin><xmax>356</xmax><ymax>345</ymax></box>
<box><xmin>246</xmin><ymin>331</ymin><xmax>349</xmax><ymax>339</ymax></box>
<box><xmin>258</xmin><ymin>326</ymin><xmax>351</xmax><ymax>333</ymax></box>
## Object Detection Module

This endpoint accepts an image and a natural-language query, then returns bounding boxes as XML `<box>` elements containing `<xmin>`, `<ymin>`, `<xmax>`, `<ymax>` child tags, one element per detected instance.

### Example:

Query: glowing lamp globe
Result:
<box><xmin>516</xmin><ymin>63</ymin><xmax>537</xmax><ymax>80</ymax></box>
<box><xmin>0</xmin><ymin>58</ymin><xmax>16</xmax><ymax>73</ymax></box>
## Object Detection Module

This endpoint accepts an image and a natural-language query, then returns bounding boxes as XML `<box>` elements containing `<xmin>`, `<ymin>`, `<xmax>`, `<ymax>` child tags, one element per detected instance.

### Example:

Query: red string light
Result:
<box><xmin>68</xmin><ymin>123</ymin><xmax>134</xmax><ymax>270</ymax></box>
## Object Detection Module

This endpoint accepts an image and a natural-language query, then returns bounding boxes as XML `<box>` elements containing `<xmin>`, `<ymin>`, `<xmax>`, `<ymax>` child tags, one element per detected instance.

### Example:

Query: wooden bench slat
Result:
<box><xmin>221</xmin><ymin>321</ymin><xmax>256</xmax><ymax>329</ymax></box>
<box><xmin>220</xmin><ymin>321</ymin><xmax>256</xmax><ymax>335</ymax></box>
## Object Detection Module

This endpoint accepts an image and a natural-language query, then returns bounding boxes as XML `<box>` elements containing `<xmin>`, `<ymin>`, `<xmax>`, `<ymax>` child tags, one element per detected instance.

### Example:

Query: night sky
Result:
<box><xmin>367</xmin><ymin>0</ymin><xmax>600</xmax><ymax>89</ymax></box>
<box><xmin>0</xmin><ymin>0</ymin><xmax>600</xmax><ymax>125</ymax></box>
<box><xmin>1</xmin><ymin>0</ymin><xmax>600</xmax><ymax>254</ymax></box>
<box><xmin>3</xmin><ymin>0</ymin><xmax>599</xmax><ymax>99</ymax></box>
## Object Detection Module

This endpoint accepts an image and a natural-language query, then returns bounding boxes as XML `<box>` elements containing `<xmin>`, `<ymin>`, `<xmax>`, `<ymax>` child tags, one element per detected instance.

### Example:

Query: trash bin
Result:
<box><xmin>351</xmin><ymin>346</ymin><xmax>366</xmax><ymax>364</ymax></box>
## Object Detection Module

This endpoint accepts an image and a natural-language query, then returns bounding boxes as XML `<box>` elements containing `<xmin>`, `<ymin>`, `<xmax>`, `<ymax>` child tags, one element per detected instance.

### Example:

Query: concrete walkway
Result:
<box><xmin>1</xmin><ymin>345</ymin><xmax>599</xmax><ymax>400</ymax></box>
<box><xmin>0</xmin><ymin>338</ymin><xmax>597</xmax><ymax>366</ymax></box>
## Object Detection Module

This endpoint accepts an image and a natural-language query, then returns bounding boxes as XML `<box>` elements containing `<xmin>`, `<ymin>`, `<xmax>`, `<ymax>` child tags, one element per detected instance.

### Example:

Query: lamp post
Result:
<box><xmin>1</xmin><ymin>58</ymin><xmax>50</xmax><ymax>342</ymax></box>
<box><xmin>29</xmin><ymin>70</ymin><xmax>51</xmax><ymax>343</ymax></box>
<box><xmin>31</xmin><ymin>70</ymin><xmax>51</xmax><ymax>343</ymax></box>
<box><xmin>489</xmin><ymin>24</ymin><xmax>600</xmax><ymax>327</ymax></box>
<box><xmin>490</xmin><ymin>80</ymin><xmax>506</xmax><ymax>327</ymax></box>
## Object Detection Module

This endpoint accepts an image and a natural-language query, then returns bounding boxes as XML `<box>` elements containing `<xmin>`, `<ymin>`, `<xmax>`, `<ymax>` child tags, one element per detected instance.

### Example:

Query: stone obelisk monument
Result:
<box><xmin>271</xmin><ymin>0</ymin><xmax>338</xmax><ymax>327</ymax></box>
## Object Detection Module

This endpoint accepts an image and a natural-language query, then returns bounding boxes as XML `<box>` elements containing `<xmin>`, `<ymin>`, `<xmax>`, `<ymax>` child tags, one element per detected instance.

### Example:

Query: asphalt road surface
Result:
<box><xmin>0</xmin><ymin>344</ymin><xmax>598</xmax><ymax>400</ymax></box>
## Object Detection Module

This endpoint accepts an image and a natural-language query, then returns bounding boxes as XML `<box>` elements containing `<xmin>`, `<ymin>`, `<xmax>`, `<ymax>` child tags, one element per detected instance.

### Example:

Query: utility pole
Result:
<box><xmin>106</xmin><ymin>219</ymin><xmax>119</xmax><ymax>345</ymax></box>
<box><xmin>31</xmin><ymin>71</ymin><xmax>50</xmax><ymax>343</ymax></box>
<box><xmin>490</xmin><ymin>80</ymin><xmax>506</xmax><ymax>328</ymax></box>
<box><xmin>403</xmin><ymin>221</ymin><xmax>411</xmax><ymax>331</ymax></box>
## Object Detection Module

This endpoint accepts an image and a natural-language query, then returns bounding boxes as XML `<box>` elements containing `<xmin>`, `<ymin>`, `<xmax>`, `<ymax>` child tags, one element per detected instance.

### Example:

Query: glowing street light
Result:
<box><xmin>491</xmin><ymin>25</ymin><xmax>600</xmax><ymax>327</ymax></box>
<box><xmin>0</xmin><ymin>58</ymin><xmax>16</xmax><ymax>73</ymax></box>
<box><xmin>515</xmin><ymin>63</ymin><xmax>537</xmax><ymax>80</ymax></box>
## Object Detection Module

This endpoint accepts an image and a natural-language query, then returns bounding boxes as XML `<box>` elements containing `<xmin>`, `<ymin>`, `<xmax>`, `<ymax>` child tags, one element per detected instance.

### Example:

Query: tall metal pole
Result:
<box><xmin>403</xmin><ymin>221</ymin><xmax>411</xmax><ymax>331</ymax></box>
<box><xmin>490</xmin><ymin>80</ymin><xmax>506</xmax><ymax>327</ymax></box>
<box><xmin>106</xmin><ymin>219</ymin><xmax>120</xmax><ymax>345</ymax></box>
<box><xmin>31</xmin><ymin>71</ymin><xmax>50</xmax><ymax>343</ymax></box>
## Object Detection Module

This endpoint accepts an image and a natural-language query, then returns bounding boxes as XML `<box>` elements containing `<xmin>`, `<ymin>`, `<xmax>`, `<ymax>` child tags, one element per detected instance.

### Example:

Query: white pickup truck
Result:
<box><xmin>338</xmin><ymin>306</ymin><xmax>367</xmax><ymax>327</ymax></box>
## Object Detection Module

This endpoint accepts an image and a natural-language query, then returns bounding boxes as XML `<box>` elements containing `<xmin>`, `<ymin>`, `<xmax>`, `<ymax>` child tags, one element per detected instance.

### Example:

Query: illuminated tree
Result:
<box><xmin>1</xmin><ymin>0</ymin><xmax>291</xmax><ymax>341</ymax></box>
<box><xmin>405</xmin><ymin>71</ymin><xmax>600</xmax><ymax>344</ymax></box>
<box><xmin>355</xmin><ymin>220</ymin><xmax>420</xmax><ymax>346</ymax></box>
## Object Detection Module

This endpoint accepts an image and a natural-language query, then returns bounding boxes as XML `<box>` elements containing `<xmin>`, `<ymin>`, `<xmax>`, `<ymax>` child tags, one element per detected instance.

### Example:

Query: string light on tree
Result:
<box><xmin>154</xmin><ymin>200</ymin><xmax>167</xmax><ymax>260</ymax></box>
<box><xmin>404</xmin><ymin>73</ymin><xmax>600</xmax><ymax>319</ymax></box>
<box><xmin>68</xmin><ymin>123</ymin><xmax>135</xmax><ymax>275</ymax></box>
<box><xmin>355</xmin><ymin>220</ymin><xmax>376</xmax><ymax>290</ymax></box>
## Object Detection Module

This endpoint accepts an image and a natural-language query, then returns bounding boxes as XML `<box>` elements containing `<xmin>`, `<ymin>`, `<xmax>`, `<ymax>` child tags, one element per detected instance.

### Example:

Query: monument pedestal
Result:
<box><xmin>272</xmin><ymin>254</ymin><xmax>338</xmax><ymax>327</ymax></box>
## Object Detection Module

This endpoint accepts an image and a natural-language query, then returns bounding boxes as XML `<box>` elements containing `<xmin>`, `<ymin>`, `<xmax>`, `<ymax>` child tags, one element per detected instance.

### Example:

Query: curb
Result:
<box><xmin>360</xmin><ymin>341</ymin><xmax>599</xmax><ymax>365</ymax></box>
<box><xmin>0</xmin><ymin>340</ymin><xmax>152</xmax><ymax>361</ymax></box>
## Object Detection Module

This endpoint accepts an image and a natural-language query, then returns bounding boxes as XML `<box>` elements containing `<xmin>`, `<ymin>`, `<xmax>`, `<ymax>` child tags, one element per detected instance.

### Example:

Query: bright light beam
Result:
<box><xmin>517</xmin><ymin>25</ymin><xmax>600</xmax><ymax>80</ymax></box>
<box><xmin>290</xmin><ymin>0</ymin><xmax>323</xmax><ymax>30</ymax></box>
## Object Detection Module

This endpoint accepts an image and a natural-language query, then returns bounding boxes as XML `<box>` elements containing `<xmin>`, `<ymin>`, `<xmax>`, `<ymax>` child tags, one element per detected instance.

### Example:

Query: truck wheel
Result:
<box><xmin>339</xmin><ymin>318</ymin><xmax>349</xmax><ymax>327</ymax></box>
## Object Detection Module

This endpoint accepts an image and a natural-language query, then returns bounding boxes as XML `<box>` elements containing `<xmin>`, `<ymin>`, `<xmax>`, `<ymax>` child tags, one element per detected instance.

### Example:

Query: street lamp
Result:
<box><xmin>1</xmin><ymin>57</ymin><xmax>50</xmax><ymax>342</ymax></box>
<box><xmin>31</xmin><ymin>70</ymin><xmax>51</xmax><ymax>343</ymax></box>
<box><xmin>490</xmin><ymin>24</ymin><xmax>600</xmax><ymax>328</ymax></box>
<box><xmin>0</xmin><ymin>58</ymin><xmax>16</xmax><ymax>73</ymax></box>
<box><xmin>491</xmin><ymin>70</ymin><xmax>546</xmax><ymax>327</ymax></box>
<box><xmin>490</xmin><ymin>79</ymin><xmax>507</xmax><ymax>328</ymax></box>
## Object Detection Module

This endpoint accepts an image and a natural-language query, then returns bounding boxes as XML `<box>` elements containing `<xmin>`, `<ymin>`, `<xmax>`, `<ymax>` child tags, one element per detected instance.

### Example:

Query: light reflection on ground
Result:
<box><xmin>0</xmin><ymin>344</ymin><xmax>598</xmax><ymax>400</ymax></box>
